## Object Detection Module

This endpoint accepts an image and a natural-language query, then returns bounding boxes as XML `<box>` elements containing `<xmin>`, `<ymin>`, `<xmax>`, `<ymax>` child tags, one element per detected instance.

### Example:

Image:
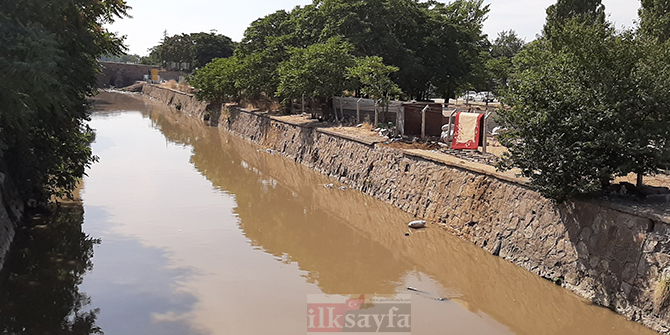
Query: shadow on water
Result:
<box><xmin>81</xmin><ymin>92</ymin><xmax>656</xmax><ymax>335</ymax></box>
<box><xmin>143</xmin><ymin>96</ymin><xmax>656</xmax><ymax>335</ymax></box>
<box><xmin>0</xmin><ymin>204</ymin><xmax>102</xmax><ymax>335</ymax></box>
<box><xmin>148</xmin><ymin>106</ymin><xmax>413</xmax><ymax>294</ymax></box>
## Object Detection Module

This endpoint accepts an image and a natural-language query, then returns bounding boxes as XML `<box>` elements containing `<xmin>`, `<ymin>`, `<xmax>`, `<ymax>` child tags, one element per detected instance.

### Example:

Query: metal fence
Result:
<box><xmin>332</xmin><ymin>97</ymin><xmax>403</xmax><ymax>125</ymax></box>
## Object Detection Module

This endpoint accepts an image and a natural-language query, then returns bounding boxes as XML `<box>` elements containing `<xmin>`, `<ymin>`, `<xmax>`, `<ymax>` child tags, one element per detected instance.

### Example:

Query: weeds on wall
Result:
<box><xmin>654</xmin><ymin>272</ymin><xmax>670</xmax><ymax>314</ymax></box>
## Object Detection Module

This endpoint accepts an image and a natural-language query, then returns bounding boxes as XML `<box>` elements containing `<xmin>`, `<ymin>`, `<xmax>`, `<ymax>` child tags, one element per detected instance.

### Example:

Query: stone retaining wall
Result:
<box><xmin>98</xmin><ymin>62</ymin><xmax>159</xmax><ymax>88</ymax></box>
<box><xmin>141</xmin><ymin>83</ymin><xmax>209</xmax><ymax>119</ymax></box>
<box><xmin>142</xmin><ymin>83</ymin><xmax>670</xmax><ymax>333</ymax></box>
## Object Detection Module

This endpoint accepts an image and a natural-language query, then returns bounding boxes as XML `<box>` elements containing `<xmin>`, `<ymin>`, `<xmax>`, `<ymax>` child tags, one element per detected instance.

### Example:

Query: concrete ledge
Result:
<box><xmin>402</xmin><ymin>149</ymin><xmax>527</xmax><ymax>186</ymax></box>
<box><xmin>317</xmin><ymin>128</ymin><xmax>382</xmax><ymax>147</ymax></box>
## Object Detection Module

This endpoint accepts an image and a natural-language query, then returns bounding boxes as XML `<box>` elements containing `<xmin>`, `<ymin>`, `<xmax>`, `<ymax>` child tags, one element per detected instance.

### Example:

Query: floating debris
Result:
<box><xmin>408</xmin><ymin>220</ymin><xmax>426</xmax><ymax>229</ymax></box>
<box><xmin>407</xmin><ymin>287</ymin><xmax>448</xmax><ymax>301</ymax></box>
<box><xmin>339</xmin><ymin>186</ymin><xmax>346</xmax><ymax>191</ymax></box>
<box><xmin>324</xmin><ymin>183</ymin><xmax>334</xmax><ymax>188</ymax></box>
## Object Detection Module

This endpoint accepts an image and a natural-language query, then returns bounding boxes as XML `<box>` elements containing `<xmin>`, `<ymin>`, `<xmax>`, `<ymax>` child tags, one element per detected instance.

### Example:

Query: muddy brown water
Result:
<box><xmin>0</xmin><ymin>92</ymin><xmax>657</xmax><ymax>335</ymax></box>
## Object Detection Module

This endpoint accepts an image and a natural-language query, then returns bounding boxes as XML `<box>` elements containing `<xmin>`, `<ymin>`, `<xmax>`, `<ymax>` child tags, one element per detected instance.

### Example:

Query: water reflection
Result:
<box><xmin>79</xmin><ymin>206</ymin><xmax>204</xmax><ymax>335</ymax></box>
<box><xmin>0</xmin><ymin>204</ymin><xmax>102</xmax><ymax>335</ymax></box>
<box><xmin>150</xmin><ymin>104</ymin><xmax>420</xmax><ymax>293</ymax></box>
<box><xmin>69</xmin><ymin>92</ymin><xmax>656</xmax><ymax>335</ymax></box>
<box><xmin>142</xmin><ymin>94</ymin><xmax>655</xmax><ymax>335</ymax></box>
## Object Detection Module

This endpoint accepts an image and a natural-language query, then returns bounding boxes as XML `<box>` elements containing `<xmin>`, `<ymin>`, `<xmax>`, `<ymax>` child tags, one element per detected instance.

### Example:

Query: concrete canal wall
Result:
<box><xmin>141</xmin><ymin>84</ymin><xmax>210</xmax><ymax>117</ymax></box>
<box><xmin>141</xmin><ymin>83</ymin><xmax>670</xmax><ymax>333</ymax></box>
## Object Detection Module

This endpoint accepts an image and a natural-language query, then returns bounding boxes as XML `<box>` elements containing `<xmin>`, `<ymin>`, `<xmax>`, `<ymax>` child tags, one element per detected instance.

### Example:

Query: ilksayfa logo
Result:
<box><xmin>307</xmin><ymin>294</ymin><xmax>411</xmax><ymax>333</ymax></box>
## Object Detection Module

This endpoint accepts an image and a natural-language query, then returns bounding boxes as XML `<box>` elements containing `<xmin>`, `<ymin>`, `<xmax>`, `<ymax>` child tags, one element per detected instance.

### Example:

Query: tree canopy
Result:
<box><xmin>485</xmin><ymin>30</ymin><xmax>525</xmax><ymax>91</ymax></box>
<box><xmin>639</xmin><ymin>0</ymin><xmax>670</xmax><ymax>42</ymax></box>
<box><xmin>142</xmin><ymin>31</ymin><xmax>235</xmax><ymax>70</ymax></box>
<box><xmin>543</xmin><ymin>0</ymin><xmax>606</xmax><ymax>37</ymax></box>
<box><xmin>100</xmin><ymin>53</ymin><xmax>141</xmax><ymax>63</ymax></box>
<box><xmin>189</xmin><ymin>56</ymin><xmax>243</xmax><ymax>104</ymax></box>
<box><xmin>277</xmin><ymin>37</ymin><xmax>356</xmax><ymax>106</ymax></box>
<box><xmin>205</xmin><ymin>0</ymin><xmax>491</xmax><ymax>101</ymax></box>
<box><xmin>491</xmin><ymin>30</ymin><xmax>525</xmax><ymax>59</ymax></box>
<box><xmin>498</xmin><ymin>5</ymin><xmax>670</xmax><ymax>201</ymax></box>
<box><xmin>347</xmin><ymin>56</ymin><xmax>401</xmax><ymax>106</ymax></box>
<box><xmin>0</xmin><ymin>0</ymin><xmax>129</xmax><ymax>199</ymax></box>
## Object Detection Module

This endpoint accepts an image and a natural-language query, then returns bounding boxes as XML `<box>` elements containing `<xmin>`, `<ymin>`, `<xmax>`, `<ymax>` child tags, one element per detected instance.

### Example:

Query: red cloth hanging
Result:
<box><xmin>451</xmin><ymin>112</ymin><xmax>484</xmax><ymax>150</ymax></box>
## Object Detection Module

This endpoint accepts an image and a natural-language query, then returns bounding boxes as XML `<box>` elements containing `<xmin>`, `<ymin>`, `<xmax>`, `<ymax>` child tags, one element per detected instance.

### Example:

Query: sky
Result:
<box><xmin>108</xmin><ymin>0</ymin><xmax>642</xmax><ymax>57</ymax></box>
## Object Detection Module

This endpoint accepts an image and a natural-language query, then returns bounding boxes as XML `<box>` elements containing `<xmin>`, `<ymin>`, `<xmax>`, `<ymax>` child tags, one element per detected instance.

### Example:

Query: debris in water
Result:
<box><xmin>406</xmin><ymin>287</ymin><xmax>449</xmax><ymax>301</ymax></box>
<box><xmin>408</xmin><ymin>220</ymin><xmax>426</xmax><ymax>229</ymax></box>
<box><xmin>340</xmin><ymin>186</ymin><xmax>346</xmax><ymax>191</ymax></box>
<box><xmin>404</xmin><ymin>233</ymin><xmax>410</xmax><ymax>236</ymax></box>
<box><xmin>492</xmin><ymin>240</ymin><xmax>502</xmax><ymax>256</ymax></box>
<box><xmin>324</xmin><ymin>183</ymin><xmax>334</xmax><ymax>188</ymax></box>
<box><xmin>265</xmin><ymin>149</ymin><xmax>274</xmax><ymax>154</ymax></box>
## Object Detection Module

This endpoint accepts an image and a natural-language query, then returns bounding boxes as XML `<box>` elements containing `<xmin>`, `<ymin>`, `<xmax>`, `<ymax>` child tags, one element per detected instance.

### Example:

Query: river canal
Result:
<box><xmin>0</xmin><ymin>92</ymin><xmax>657</xmax><ymax>335</ymax></box>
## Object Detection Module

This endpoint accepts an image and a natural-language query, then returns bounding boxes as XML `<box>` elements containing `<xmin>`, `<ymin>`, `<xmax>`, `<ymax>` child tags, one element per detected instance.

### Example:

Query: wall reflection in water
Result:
<box><xmin>143</xmin><ymin>93</ymin><xmax>655</xmax><ymax>335</ymax></box>
<box><xmin>70</xmin><ymin>92</ymin><xmax>655</xmax><ymax>335</ymax></box>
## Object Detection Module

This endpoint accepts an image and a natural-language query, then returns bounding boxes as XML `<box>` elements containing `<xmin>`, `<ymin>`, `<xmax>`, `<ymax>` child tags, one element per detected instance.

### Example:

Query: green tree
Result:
<box><xmin>429</xmin><ymin>0</ymin><xmax>491</xmax><ymax>97</ymax></box>
<box><xmin>277</xmin><ymin>37</ymin><xmax>356</xmax><ymax>117</ymax></box>
<box><xmin>491</xmin><ymin>30</ymin><xmax>525</xmax><ymax>58</ymax></box>
<box><xmin>158</xmin><ymin>33</ymin><xmax>193</xmax><ymax>70</ymax></box>
<box><xmin>140</xmin><ymin>51</ymin><xmax>161</xmax><ymax>66</ymax></box>
<box><xmin>347</xmin><ymin>55</ymin><xmax>401</xmax><ymax>124</ymax></box>
<box><xmin>227</xmin><ymin>10</ymin><xmax>299</xmax><ymax>100</ymax></box>
<box><xmin>145</xmin><ymin>32</ymin><xmax>235</xmax><ymax>70</ymax></box>
<box><xmin>190</xmin><ymin>56</ymin><xmax>243</xmax><ymax>104</ymax></box>
<box><xmin>190</xmin><ymin>32</ymin><xmax>236</xmax><ymax>69</ymax></box>
<box><xmin>486</xmin><ymin>30</ymin><xmax>525</xmax><ymax>91</ymax></box>
<box><xmin>347</xmin><ymin>56</ymin><xmax>400</xmax><ymax>111</ymax></box>
<box><xmin>485</xmin><ymin>57</ymin><xmax>512</xmax><ymax>90</ymax></box>
<box><xmin>498</xmin><ymin>20</ymin><xmax>670</xmax><ymax>201</ymax></box>
<box><xmin>232</xmin><ymin>0</ymin><xmax>490</xmax><ymax>101</ymax></box>
<box><xmin>639</xmin><ymin>0</ymin><xmax>670</xmax><ymax>42</ymax></box>
<box><xmin>0</xmin><ymin>0</ymin><xmax>128</xmax><ymax>199</ymax></box>
<box><xmin>543</xmin><ymin>0</ymin><xmax>606</xmax><ymax>37</ymax></box>
<box><xmin>100</xmin><ymin>53</ymin><xmax>140</xmax><ymax>63</ymax></box>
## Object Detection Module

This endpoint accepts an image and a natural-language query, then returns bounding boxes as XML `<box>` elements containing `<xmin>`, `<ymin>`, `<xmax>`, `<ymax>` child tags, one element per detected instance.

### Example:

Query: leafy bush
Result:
<box><xmin>277</xmin><ymin>37</ymin><xmax>356</xmax><ymax>108</ymax></box>
<box><xmin>190</xmin><ymin>56</ymin><xmax>244</xmax><ymax>104</ymax></box>
<box><xmin>498</xmin><ymin>19</ymin><xmax>670</xmax><ymax>201</ymax></box>
<box><xmin>0</xmin><ymin>0</ymin><xmax>128</xmax><ymax>199</ymax></box>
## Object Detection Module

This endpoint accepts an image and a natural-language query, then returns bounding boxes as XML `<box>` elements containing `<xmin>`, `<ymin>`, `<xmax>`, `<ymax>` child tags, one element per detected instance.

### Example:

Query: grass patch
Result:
<box><xmin>654</xmin><ymin>273</ymin><xmax>670</xmax><ymax>314</ymax></box>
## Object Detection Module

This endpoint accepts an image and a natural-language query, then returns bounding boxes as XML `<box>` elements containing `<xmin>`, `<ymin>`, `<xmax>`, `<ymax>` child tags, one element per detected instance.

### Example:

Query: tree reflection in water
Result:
<box><xmin>0</xmin><ymin>204</ymin><xmax>102</xmax><ymax>335</ymax></box>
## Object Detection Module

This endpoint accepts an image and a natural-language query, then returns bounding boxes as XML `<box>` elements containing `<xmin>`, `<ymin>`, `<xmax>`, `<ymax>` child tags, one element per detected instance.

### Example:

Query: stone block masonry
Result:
<box><xmin>141</xmin><ymin>83</ymin><xmax>670</xmax><ymax>333</ymax></box>
<box><xmin>141</xmin><ymin>84</ymin><xmax>210</xmax><ymax>118</ymax></box>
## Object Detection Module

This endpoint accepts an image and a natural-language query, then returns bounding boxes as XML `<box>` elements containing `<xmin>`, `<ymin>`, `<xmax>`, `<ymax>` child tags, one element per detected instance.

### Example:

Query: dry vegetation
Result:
<box><xmin>654</xmin><ymin>274</ymin><xmax>670</xmax><ymax>314</ymax></box>
<box><xmin>160</xmin><ymin>80</ymin><xmax>195</xmax><ymax>94</ymax></box>
<box><xmin>239</xmin><ymin>98</ymin><xmax>282</xmax><ymax>113</ymax></box>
